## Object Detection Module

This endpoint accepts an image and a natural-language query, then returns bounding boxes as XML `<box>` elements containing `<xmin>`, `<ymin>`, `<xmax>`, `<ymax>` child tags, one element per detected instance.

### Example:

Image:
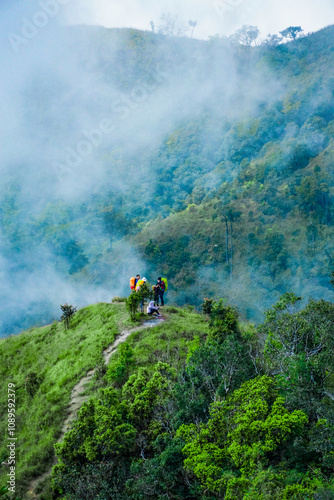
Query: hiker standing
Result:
<box><xmin>153</xmin><ymin>285</ymin><xmax>159</xmax><ymax>304</ymax></box>
<box><xmin>155</xmin><ymin>277</ymin><xmax>165</xmax><ymax>306</ymax></box>
<box><xmin>130</xmin><ymin>274</ymin><xmax>141</xmax><ymax>290</ymax></box>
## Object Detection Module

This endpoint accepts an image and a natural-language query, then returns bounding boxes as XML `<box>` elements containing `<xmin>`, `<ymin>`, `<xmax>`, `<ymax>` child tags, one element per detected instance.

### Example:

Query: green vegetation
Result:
<box><xmin>178</xmin><ymin>376</ymin><xmax>308</xmax><ymax>496</ymax></box>
<box><xmin>50</xmin><ymin>295</ymin><xmax>334</xmax><ymax>499</ymax></box>
<box><xmin>0</xmin><ymin>303</ymin><xmax>127</xmax><ymax>497</ymax></box>
<box><xmin>1</xmin><ymin>291</ymin><xmax>334</xmax><ymax>499</ymax></box>
<box><xmin>60</xmin><ymin>304</ymin><xmax>77</xmax><ymax>330</ymax></box>
<box><xmin>126</xmin><ymin>283</ymin><xmax>153</xmax><ymax>320</ymax></box>
<box><xmin>113</xmin><ymin>305</ymin><xmax>210</xmax><ymax>374</ymax></box>
<box><xmin>0</xmin><ymin>302</ymin><xmax>210</xmax><ymax>498</ymax></box>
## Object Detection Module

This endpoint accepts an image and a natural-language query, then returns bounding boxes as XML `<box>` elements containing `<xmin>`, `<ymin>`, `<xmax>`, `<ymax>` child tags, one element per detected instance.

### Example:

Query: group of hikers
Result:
<box><xmin>130</xmin><ymin>275</ymin><xmax>167</xmax><ymax>317</ymax></box>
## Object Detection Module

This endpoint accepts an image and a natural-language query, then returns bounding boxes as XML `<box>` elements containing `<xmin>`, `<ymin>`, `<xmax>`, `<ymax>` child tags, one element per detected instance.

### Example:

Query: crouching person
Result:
<box><xmin>147</xmin><ymin>300</ymin><xmax>162</xmax><ymax>317</ymax></box>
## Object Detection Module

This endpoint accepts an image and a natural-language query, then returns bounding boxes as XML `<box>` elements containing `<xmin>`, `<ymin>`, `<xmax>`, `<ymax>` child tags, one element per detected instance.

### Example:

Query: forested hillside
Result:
<box><xmin>2</xmin><ymin>25</ymin><xmax>334</xmax><ymax>333</ymax></box>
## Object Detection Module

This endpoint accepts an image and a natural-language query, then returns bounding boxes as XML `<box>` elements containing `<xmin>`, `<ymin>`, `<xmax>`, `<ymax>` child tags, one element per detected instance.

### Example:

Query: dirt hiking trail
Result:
<box><xmin>26</xmin><ymin>317</ymin><xmax>164</xmax><ymax>499</ymax></box>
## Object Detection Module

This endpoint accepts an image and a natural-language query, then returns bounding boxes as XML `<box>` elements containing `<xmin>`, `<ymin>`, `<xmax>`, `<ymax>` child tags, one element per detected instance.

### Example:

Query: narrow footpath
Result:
<box><xmin>27</xmin><ymin>317</ymin><xmax>164</xmax><ymax>499</ymax></box>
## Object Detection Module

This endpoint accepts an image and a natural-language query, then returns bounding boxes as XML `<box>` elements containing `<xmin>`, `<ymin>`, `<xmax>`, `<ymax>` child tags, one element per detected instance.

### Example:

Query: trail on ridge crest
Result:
<box><xmin>27</xmin><ymin>317</ymin><xmax>164</xmax><ymax>499</ymax></box>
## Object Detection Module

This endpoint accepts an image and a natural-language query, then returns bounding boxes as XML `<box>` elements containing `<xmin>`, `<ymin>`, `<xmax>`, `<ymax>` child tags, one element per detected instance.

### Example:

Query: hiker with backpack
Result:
<box><xmin>130</xmin><ymin>275</ymin><xmax>141</xmax><ymax>290</ymax></box>
<box><xmin>155</xmin><ymin>277</ymin><xmax>166</xmax><ymax>306</ymax></box>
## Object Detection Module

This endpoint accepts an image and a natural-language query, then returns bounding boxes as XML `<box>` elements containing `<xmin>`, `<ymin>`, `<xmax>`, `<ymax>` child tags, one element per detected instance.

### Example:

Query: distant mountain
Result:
<box><xmin>1</xmin><ymin>25</ymin><xmax>334</xmax><ymax>334</ymax></box>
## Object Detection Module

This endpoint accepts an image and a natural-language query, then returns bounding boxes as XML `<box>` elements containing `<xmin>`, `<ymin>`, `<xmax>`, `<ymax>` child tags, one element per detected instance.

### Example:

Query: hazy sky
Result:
<box><xmin>65</xmin><ymin>0</ymin><xmax>334</xmax><ymax>39</ymax></box>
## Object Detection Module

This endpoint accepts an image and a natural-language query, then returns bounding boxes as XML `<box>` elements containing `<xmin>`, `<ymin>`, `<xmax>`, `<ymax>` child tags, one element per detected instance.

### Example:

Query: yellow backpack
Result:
<box><xmin>136</xmin><ymin>279</ymin><xmax>144</xmax><ymax>291</ymax></box>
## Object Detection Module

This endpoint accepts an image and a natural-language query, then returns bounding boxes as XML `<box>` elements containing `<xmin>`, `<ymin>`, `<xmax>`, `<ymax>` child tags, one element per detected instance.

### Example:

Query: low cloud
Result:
<box><xmin>66</xmin><ymin>0</ymin><xmax>334</xmax><ymax>39</ymax></box>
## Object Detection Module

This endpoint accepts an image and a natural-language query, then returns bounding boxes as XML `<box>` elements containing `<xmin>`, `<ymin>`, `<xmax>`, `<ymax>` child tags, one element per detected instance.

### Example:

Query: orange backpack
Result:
<box><xmin>130</xmin><ymin>277</ymin><xmax>136</xmax><ymax>290</ymax></box>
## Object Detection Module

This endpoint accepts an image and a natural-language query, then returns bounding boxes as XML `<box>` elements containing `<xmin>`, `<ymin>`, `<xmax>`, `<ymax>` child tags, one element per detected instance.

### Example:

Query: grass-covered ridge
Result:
<box><xmin>0</xmin><ymin>303</ymin><xmax>125</xmax><ymax>496</ymax></box>
<box><xmin>108</xmin><ymin>305</ymin><xmax>210</xmax><ymax>376</ymax></box>
<box><xmin>0</xmin><ymin>302</ymin><xmax>210</xmax><ymax>498</ymax></box>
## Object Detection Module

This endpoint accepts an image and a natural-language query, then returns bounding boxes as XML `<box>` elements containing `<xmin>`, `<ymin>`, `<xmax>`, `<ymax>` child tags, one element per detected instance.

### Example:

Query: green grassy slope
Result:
<box><xmin>0</xmin><ymin>303</ymin><xmax>126</xmax><ymax>495</ymax></box>
<box><xmin>109</xmin><ymin>305</ymin><xmax>209</xmax><ymax>375</ymax></box>
<box><xmin>0</xmin><ymin>302</ymin><xmax>209</xmax><ymax>498</ymax></box>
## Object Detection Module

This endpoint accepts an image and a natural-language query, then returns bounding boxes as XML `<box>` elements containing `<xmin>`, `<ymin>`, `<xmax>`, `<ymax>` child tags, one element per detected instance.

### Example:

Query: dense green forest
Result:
<box><xmin>2</xmin><ymin>25</ymin><xmax>334</xmax><ymax>335</ymax></box>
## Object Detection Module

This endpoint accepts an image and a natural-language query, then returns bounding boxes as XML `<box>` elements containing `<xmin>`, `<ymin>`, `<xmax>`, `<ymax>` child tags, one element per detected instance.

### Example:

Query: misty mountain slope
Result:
<box><xmin>127</xmin><ymin>140</ymin><xmax>334</xmax><ymax>318</ymax></box>
<box><xmin>1</xmin><ymin>25</ymin><xmax>334</xmax><ymax>334</ymax></box>
<box><xmin>85</xmin><ymin>26</ymin><xmax>334</xmax><ymax>318</ymax></box>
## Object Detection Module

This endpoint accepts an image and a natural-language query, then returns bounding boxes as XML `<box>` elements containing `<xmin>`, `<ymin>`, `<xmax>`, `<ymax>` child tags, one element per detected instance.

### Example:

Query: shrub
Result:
<box><xmin>208</xmin><ymin>299</ymin><xmax>240</xmax><ymax>341</ymax></box>
<box><xmin>112</xmin><ymin>297</ymin><xmax>127</xmax><ymax>303</ymax></box>
<box><xmin>60</xmin><ymin>304</ymin><xmax>77</xmax><ymax>330</ymax></box>
<box><xmin>126</xmin><ymin>292</ymin><xmax>142</xmax><ymax>321</ymax></box>
<box><xmin>25</xmin><ymin>371</ymin><xmax>41</xmax><ymax>397</ymax></box>
<box><xmin>202</xmin><ymin>297</ymin><xmax>214</xmax><ymax>316</ymax></box>
<box><xmin>108</xmin><ymin>343</ymin><xmax>135</xmax><ymax>386</ymax></box>
<box><xmin>125</xmin><ymin>284</ymin><xmax>153</xmax><ymax>321</ymax></box>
